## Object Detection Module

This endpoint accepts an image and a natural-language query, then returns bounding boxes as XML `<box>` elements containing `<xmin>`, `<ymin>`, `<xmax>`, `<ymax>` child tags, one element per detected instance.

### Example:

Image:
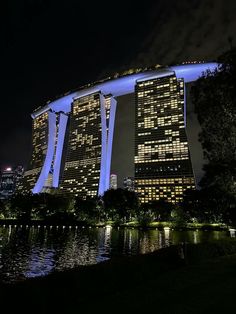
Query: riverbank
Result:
<box><xmin>1</xmin><ymin>240</ymin><xmax>236</xmax><ymax>313</ymax></box>
<box><xmin>0</xmin><ymin>218</ymin><xmax>230</xmax><ymax>231</ymax></box>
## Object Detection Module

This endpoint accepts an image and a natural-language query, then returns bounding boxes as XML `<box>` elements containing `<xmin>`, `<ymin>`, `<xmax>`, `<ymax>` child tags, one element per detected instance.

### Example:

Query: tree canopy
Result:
<box><xmin>191</xmin><ymin>48</ymin><xmax>236</xmax><ymax>198</ymax></box>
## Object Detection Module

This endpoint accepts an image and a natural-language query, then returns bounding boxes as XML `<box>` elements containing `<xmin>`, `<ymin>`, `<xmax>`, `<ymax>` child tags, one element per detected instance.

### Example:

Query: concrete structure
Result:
<box><xmin>19</xmin><ymin>62</ymin><xmax>218</xmax><ymax>202</ymax></box>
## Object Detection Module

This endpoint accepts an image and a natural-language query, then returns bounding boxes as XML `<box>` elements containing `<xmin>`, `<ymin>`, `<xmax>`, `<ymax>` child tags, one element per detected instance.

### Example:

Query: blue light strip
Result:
<box><xmin>98</xmin><ymin>94</ymin><xmax>107</xmax><ymax>195</ymax></box>
<box><xmin>52</xmin><ymin>113</ymin><xmax>68</xmax><ymax>188</ymax></box>
<box><xmin>136</xmin><ymin>71</ymin><xmax>174</xmax><ymax>82</ymax></box>
<box><xmin>170</xmin><ymin>63</ymin><xmax>218</xmax><ymax>82</ymax></box>
<box><xmin>184</xmin><ymin>82</ymin><xmax>186</xmax><ymax>127</ymax></box>
<box><xmin>105</xmin><ymin>96</ymin><xmax>117</xmax><ymax>191</ymax></box>
<box><xmin>32</xmin><ymin>63</ymin><xmax>218</xmax><ymax>118</ymax></box>
<box><xmin>32</xmin><ymin>111</ymin><xmax>57</xmax><ymax>193</ymax></box>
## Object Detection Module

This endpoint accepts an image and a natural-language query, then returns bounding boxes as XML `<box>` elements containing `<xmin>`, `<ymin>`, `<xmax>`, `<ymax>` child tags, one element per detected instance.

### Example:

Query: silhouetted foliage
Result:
<box><xmin>74</xmin><ymin>196</ymin><xmax>101</xmax><ymax>223</ymax></box>
<box><xmin>0</xmin><ymin>199</ymin><xmax>7</xmax><ymax>218</ymax></box>
<box><xmin>190</xmin><ymin>48</ymin><xmax>236</xmax><ymax>222</ymax></box>
<box><xmin>136</xmin><ymin>208</ymin><xmax>153</xmax><ymax>228</ymax></box>
<box><xmin>10</xmin><ymin>192</ymin><xmax>35</xmax><ymax>221</ymax></box>
<box><xmin>181</xmin><ymin>186</ymin><xmax>236</xmax><ymax>223</ymax></box>
<box><xmin>140</xmin><ymin>200</ymin><xmax>173</xmax><ymax>221</ymax></box>
<box><xmin>103</xmin><ymin>188</ymin><xmax>139</xmax><ymax>221</ymax></box>
<box><xmin>171</xmin><ymin>206</ymin><xmax>187</xmax><ymax>228</ymax></box>
<box><xmin>191</xmin><ymin>48</ymin><xmax>236</xmax><ymax>199</ymax></box>
<box><xmin>181</xmin><ymin>188</ymin><xmax>201</xmax><ymax>222</ymax></box>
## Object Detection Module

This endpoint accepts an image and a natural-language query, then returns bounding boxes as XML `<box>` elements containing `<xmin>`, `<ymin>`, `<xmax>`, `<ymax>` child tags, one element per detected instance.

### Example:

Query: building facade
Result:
<box><xmin>0</xmin><ymin>166</ymin><xmax>24</xmax><ymax>199</ymax></box>
<box><xmin>18</xmin><ymin>112</ymin><xmax>49</xmax><ymax>193</ymax></box>
<box><xmin>134</xmin><ymin>73</ymin><xmax>194</xmax><ymax>203</ymax></box>
<box><xmin>20</xmin><ymin>63</ymin><xmax>218</xmax><ymax>202</ymax></box>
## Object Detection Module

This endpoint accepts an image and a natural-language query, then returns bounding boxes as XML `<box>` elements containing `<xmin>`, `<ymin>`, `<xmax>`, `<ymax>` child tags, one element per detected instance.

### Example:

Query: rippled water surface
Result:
<box><xmin>0</xmin><ymin>225</ymin><xmax>233</xmax><ymax>282</ymax></box>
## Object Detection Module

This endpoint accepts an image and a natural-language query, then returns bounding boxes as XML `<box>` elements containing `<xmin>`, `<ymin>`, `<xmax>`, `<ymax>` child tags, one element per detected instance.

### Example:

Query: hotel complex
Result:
<box><xmin>18</xmin><ymin>63</ymin><xmax>218</xmax><ymax>203</ymax></box>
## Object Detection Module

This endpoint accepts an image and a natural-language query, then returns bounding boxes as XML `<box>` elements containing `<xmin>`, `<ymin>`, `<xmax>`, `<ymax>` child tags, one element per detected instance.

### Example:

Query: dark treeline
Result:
<box><xmin>188</xmin><ymin>47</ymin><xmax>236</xmax><ymax>227</ymax></box>
<box><xmin>0</xmin><ymin>186</ymin><xmax>236</xmax><ymax>226</ymax></box>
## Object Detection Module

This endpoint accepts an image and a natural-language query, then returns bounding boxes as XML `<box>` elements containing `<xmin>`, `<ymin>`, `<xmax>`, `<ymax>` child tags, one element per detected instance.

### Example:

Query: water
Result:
<box><xmin>0</xmin><ymin>225</ymin><xmax>233</xmax><ymax>282</ymax></box>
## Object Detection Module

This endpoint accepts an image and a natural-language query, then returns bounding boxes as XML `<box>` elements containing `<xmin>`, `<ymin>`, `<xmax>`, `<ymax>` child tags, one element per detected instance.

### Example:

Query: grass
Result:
<box><xmin>1</xmin><ymin>240</ymin><xmax>236</xmax><ymax>313</ymax></box>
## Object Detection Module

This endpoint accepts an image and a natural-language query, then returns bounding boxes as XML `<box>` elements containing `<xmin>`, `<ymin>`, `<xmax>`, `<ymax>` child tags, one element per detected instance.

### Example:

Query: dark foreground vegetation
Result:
<box><xmin>1</xmin><ymin>240</ymin><xmax>236</xmax><ymax>313</ymax></box>
<box><xmin>0</xmin><ymin>187</ymin><xmax>236</xmax><ymax>228</ymax></box>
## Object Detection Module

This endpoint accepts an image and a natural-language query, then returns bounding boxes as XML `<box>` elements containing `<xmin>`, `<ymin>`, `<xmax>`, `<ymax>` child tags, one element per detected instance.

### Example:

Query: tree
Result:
<box><xmin>181</xmin><ymin>189</ymin><xmax>202</xmax><ymax>222</ymax></box>
<box><xmin>0</xmin><ymin>199</ymin><xmax>6</xmax><ymax>218</ymax></box>
<box><xmin>191</xmin><ymin>48</ymin><xmax>236</xmax><ymax>205</ymax></box>
<box><xmin>181</xmin><ymin>187</ymin><xmax>230</xmax><ymax>224</ymax></box>
<box><xmin>136</xmin><ymin>208</ymin><xmax>153</xmax><ymax>228</ymax></box>
<box><xmin>143</xmin><ymin>199</ymin><xmax>174</xmax><ymax>221</ymax></box>
<box><xmin>44</xmin><ymin>194</ymin><xmax>75</xmax><ymax>223</ymax></box>
<box><xmin>170</xmin><ymin>206</ymin><xmax>187</xmax><ymax>228</ymax></box>
<box><xmin>10</xmin><ymin>192</ymin><xmax>34</xmax><ymax>221</ymax></box>
<box><xmin>103</xmin><ymin>188</ymin><xmax>139</xmax><ymax>222</ymax></box>
<box><xmin>74</xmin><ymin>196</ymin><xmax>98</xmax><ymax>223</ymax></box>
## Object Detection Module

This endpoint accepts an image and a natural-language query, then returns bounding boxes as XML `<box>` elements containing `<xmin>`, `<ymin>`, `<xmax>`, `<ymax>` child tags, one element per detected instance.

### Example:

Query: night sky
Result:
<box><xmin>2</xmin><ymin>0</ymin><xmax>236</xmax><ymax>181</ymax></box>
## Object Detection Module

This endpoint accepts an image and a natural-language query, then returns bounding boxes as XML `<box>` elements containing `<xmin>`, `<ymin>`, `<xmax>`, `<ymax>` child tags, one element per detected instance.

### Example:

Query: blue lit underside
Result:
<box><xmin>32</xmin><ymin>111</ymin><xmax>56</xmax><ymax>193</ymax></box>
<box><xmin>98</xmin><ymin>94</ymin><xmax>117</xmax><ymax>195</ymax></box>
<box><xmin>105</xmin><ymin>97</ymin><xmax>117</xmax><ymax>191</ymax></box>
<box><xmin>170</xmin><ymin>63</ymin><xmax>218</xmax><ymax>82</ymax></box>
<box><xmin>31</xmin><ymin>63</ymin><xmax>218</xmax><ymax>118</ymax></box>
<box><xmin>52</xmin><ymin>113</ymin><xmax>68</xmax><ymax>188</ymax></box>
<box><xmin>98</xmin><ymin>94</ymin><xmax>107</xmax><ymax>195</ymax></box>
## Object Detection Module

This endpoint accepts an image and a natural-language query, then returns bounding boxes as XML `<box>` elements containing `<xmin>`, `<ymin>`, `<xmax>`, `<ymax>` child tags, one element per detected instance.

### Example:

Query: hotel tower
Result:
<box><xmin>18</xmin><ymin>63</ymin><xmax>218</xmax><ymax>203</ymax></box>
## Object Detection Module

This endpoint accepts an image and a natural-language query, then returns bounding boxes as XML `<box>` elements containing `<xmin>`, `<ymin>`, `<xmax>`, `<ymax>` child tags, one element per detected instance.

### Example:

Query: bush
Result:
<box><xmin>137</xmin><ymin>210</ymin><xmax>153</xmax><ymax>228</ymax></box>
<box><xmin>171</xmin><ymin>207</ymin><xmax>187</xmax><ymax>228</ymax></box>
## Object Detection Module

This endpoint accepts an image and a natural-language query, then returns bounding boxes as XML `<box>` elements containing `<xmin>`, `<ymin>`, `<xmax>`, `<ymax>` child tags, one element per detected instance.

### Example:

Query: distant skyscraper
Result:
<box><xmin>110</xmin><ymin>174</ymin><xmax>117</xmax><ymax>190</ymax></box>
<box><xmin>123</xmin><ymin>177</ymin><xmax>134</xmax><ymax>191</ymax></box>
<box><xmin>0</xmin><ymin>166</ymin><xmax>24</xmax><ymax>199</ymax></box>
<box><xmin>20</xmin><ymin>63</ymin><xmax>218</xmax><ymax>202</ymax></box>
<box><xmin>134</xmin><ymin>73</ymin><xmax>195</xmax><ymax>203</ymax></box>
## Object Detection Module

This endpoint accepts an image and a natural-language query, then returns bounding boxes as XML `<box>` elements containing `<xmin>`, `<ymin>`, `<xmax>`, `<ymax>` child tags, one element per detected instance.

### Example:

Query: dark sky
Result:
<box><xmin>1</xmin><ymin>0</ymin><xmax>236</xmax><ymax>178</ymax></box>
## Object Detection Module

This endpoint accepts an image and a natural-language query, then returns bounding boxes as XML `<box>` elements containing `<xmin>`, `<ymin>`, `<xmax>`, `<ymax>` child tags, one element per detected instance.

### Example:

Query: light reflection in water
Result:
<box><xmin>7</xmin><ymin>225</ymin><xmax>12</xmax><ymax>242</ymax></box>
<box><xmin>229</xmin><ymin>229</ymin><xmax>236</xmax><ymax>238</ymax></box>
<box><xmin>0</xmin><ymin>226</ymin><xmax>232</xmax><ymax>282</ymax></box>
<box><xmin>104</xmin><ymin>225</ymin><xmax>112</xmax><ymax>248</ymax></box>
<box><xmin>193</xmin><ymin>231</ymin><xmax>198</xmax><ymax>244</ymax></box>
<box><xmin>164</xmin><ymin>227</ymin><xmax>170</xmax><ymax>246</ymax></box>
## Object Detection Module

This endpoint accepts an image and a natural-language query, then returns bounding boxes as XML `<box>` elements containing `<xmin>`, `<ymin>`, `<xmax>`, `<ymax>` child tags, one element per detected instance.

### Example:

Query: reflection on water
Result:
<box><xmin>0</xmin><ymin>225</ymin><xmax>232</xmax><ymax>282</ymax></box>
<box><xmin>229</xmin><ymin>228</ymin><xmax>236</xmax><ymax>238</ymax></box>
